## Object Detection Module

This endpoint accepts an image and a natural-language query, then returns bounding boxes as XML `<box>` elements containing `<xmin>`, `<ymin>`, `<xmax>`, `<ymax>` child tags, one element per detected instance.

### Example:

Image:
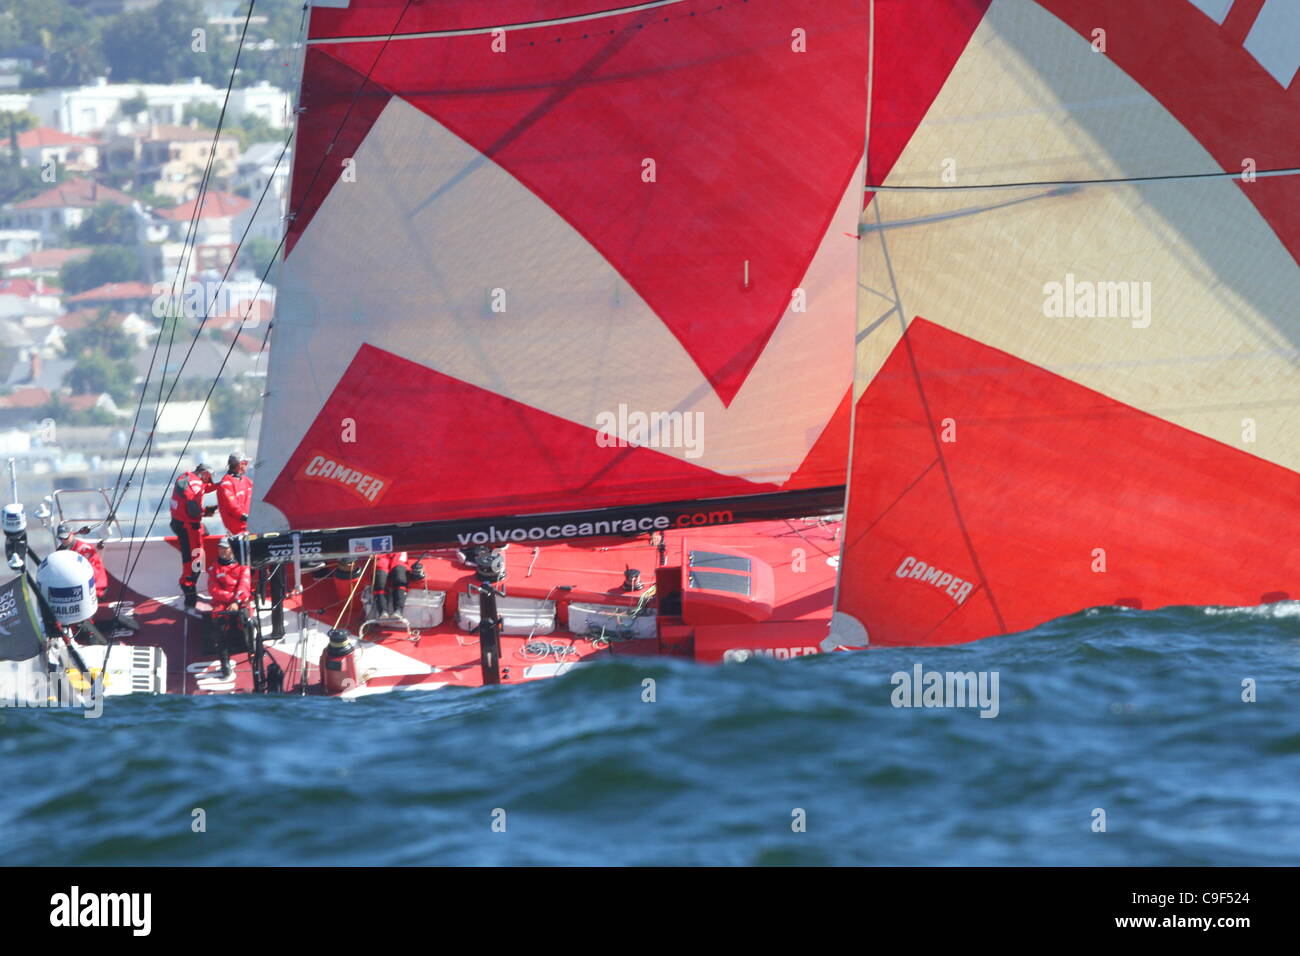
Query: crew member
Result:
<box><xmin>55</xmin><ymin>521</ymin><xmax>107</xmax><ymax>600</ymax></box>
<box><xmin>206</xmin><ymin>536</ymin><xmax>252</xmax><ymax>678</ymax></box>
<box><xmin>169</xmin><ymin>461</ymin><xmax>215</xmax><ymax>608</ymax></box>
<box><xmin>373</xmin><ymin>551</ymin><xmax>410</xmax><ymax>618</ymax></box>
<box><xmin>216</xmin><ymin>451</ymin><xmax>252</xmax><ymax>535</ymax></box>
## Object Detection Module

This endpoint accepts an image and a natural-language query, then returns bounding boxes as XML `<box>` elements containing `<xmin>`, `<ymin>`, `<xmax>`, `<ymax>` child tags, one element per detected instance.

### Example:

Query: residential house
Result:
<box><xmin>0</xmin><ymin>46</ymin><xmax>42</xmax><ymax>91</ymax></box>
<box><xmin>0</xmin><ymin>277</ymin><xmax>62</xmax><ymax>312</ymax></box>
<box><xmin>4</xmin><ymin>247</ymin><xmax>91</xmax><ymax>279</ymax></box>
<box><xmin>156</xmin><ymin>190</ymin><xmax>251</xmax><ymax>245</ymax></box>
<box><xmin>53</xmin><ymin>308</ymin><xmax>156</xmax><ymax>354</ymax></box>
<box><xmin>0</xmin><ymin>230</ymin><xmax>43</xmax><ymax>266</ymax></box>
<box><xmin>8</xmin><ymin>127</ymin><xmax>101</xmax><ymax>173</ymax></box>
<box><xmin>147</xmin><ymin>190</ymin><xmax>252</xmax><ymax>280</ymax></box>
<box><xmin>0</xmin><ymin>177</ymin><xmax>134</xmax><ymax>245</ymax></box>
<box><xmin>231</xmin><ymin>141</ymin><xmax>290</xmax><ymax>244</ymax></box>
<box><xmin>102</xmin><ymin>121</ymin><xmax>241</xmax><ymax>201</ymax></box>
<box><xmin>65</xmin><ymin>280</ymin><xmax>156</xmax><ymax>314</ymax></box>
<box><xmin>0</xmin><ymin>386</ymin><xmax>52</xmax><ymax>427</ymax></box>
<box><xmin>26</xmin><ymin>77</ymin><xmax>290</xmax><ymax>138</ymax></box>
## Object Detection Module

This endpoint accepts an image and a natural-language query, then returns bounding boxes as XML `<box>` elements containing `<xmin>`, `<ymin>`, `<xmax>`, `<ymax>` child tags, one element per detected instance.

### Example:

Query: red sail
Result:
<box><xmin>837</xmin><ymin>0</ymin><xmax>1300</xmax><ymax>645</ymax></box>
<box><xmin>254</xmin><ymin>1</ymin><xmax>885</xmax><ymax>533</ymax></box>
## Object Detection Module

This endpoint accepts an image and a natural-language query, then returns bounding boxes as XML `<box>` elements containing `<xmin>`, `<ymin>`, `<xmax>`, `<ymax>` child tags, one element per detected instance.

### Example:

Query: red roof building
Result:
<box><xmin>3</xmin><ymin>247</ymin><xmax>92</xmax><ymax>278</ymax></box>
<box><xmin>2</xmin><ymin>178</ymin><xmax>135</xmax><ymax>244</ymax></box>
<box><xmin>10</xmin><ymin>177</ymin><xmax>132</xmax><ymax>212</ymax></box>
<box><xmin>7</xmin><ymin>127</ymin><xmax>101</xmax><ymax>174</ymax></box>
<box><xmin>157</xmin><ymin>190</ymin><xmax>253</xmax><ymax>222</ymax></box>
<box><xmin>66</xmin><ymin>281</ymin><xmax>156</xmax><ymax>310</ymax></box>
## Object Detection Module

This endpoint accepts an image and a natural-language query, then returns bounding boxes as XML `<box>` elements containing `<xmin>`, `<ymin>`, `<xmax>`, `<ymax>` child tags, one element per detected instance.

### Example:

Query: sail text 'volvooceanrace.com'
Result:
<box><xmin>455</xmin><ymin>510</ymin><xmax>734</xmax><ymax>547</ymax></box>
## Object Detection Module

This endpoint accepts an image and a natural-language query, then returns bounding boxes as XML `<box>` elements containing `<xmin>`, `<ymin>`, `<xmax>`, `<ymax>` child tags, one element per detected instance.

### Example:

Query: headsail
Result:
<box><xmin>252</xmin><ymin>0</ymin><xmax>876</xmax><ymax>548</ymax></box>
<box><xmin>838</xmin><ymin>0</ymin><xmax>1300</xmax><ymax>644</ymax></box>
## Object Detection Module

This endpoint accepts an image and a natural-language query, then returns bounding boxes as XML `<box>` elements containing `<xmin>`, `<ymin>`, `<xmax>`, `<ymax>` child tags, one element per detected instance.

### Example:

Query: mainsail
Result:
<box><xmin>251</xmin><ymin>0</ymin><xmax>878</xmax><ymax>553</ymax></box>
<box><xmin>837</xmin><ymin>0</ymin><xmax>1300</xmax><ymax>644</ymax></box>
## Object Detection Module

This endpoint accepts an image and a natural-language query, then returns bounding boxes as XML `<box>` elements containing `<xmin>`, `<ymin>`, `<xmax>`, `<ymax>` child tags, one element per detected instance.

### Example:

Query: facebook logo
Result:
<box><xmin>349</xmin><ymin>535</ymin><xmax>393</xmax><ymax>555</ymax></box>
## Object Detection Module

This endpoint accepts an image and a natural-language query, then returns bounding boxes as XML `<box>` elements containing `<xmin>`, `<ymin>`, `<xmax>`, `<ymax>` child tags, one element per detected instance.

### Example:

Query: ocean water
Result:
<box><xmin>2</xmin><ymin>603</ymin><xmax>1298</xmax><ymax>866</ymax></box>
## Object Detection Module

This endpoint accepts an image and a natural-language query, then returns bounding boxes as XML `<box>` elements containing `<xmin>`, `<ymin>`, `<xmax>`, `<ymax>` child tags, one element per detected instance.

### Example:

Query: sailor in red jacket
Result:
<box><xmin>169</xmin><ymin>461</ymin><xmax>215</xmax><ymax>608</ymax></box>
<box><xmin>372</xmin><ymin>551</ymin><xmax>410</xmax><ymax>617</ymax></box>
<box><xmin>208</xmin><ymin>537</ymin><xmax>252</xmax><ymax>610</ymax></box>
<box><xmin>55</xmin><ymin>521</ymin><xmax>107</xmax><ymax>599</ymax></box>
<box><xmin>216</xmin><ymin>451</ymin><xmax>252</xmax><ymax>535</ymax></box>
<box><xmin>206</xmin><ymin>536</ymin><xmax>252</xmax><ymax>678</ymax></box>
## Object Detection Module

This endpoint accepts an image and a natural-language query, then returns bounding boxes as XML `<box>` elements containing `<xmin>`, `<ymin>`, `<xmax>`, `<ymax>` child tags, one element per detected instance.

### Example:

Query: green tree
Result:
<box><xmin>63</xmin><ymin>308</ymin><xmax>139</xmax><ymax>362</ymax></box>
<box><xmin>184</xmin><ymin>104</ymin><xmax>280</xmax><ymax>150</ymax></box>
<box><xmin>0</xmin><ymin>110</ymin><xmax>39</xmax><ymax>136</ymax></box>
<box><xmin>182</xmin><ymin>102</ymin><xmax>223</xmax><ymax>129</ymax></box>
<box><xmin>235</xmin><ymin>236</ymin><xmax>279</xmax><ymax>276</ymax></box>
<box><xmin>59</xmin><ymin>246</ymin><xmax>144</xmax><ymax>296</ymax></box>
<box><xmin>38</xmin><ymin>395</ymin><xmax>117</xmax><ymax>427</ymax></box>
<box><xmin>101</xmin><ymin>0</ymin><xmax>233</xmax><ymax>86</ymax></box>
<box><xmin>210</xmin><ymin>379</ymin><xmax>259</xmax><ymax>439</ymax></box>
<box><xmin>64</xmin><ymin>350</ymin><xmax>135</xmax><ymax>404</ymax></box>
<box><xmin>69</xmin><ymin>202</ymin><xmax>137</xmax><ymax>246</ymax></box>
<box><xmin>44</xmin><ymin>18</ymin><xmax>107</xmax><ymax>88</ymax></box>
<box><xmin>117</xmin><ymin>90</ymin><xmax>149</xmax><ymax>120</ymax></box>
<box><xmin>0</xmin><ymin>160</ymin><xmax>49</xmax><ymax>205</ymax></box>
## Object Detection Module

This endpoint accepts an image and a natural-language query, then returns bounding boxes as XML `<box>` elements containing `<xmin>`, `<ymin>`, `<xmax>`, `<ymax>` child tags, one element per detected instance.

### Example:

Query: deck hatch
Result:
<box><xmin>688</xmin><ymin>550</ymin><xmax>752</xmax><ymax>572</ymax></box>
<box><xmin>688</xmin><ymin>570</ymin><xmax>752</xmax><ymax>595</ymax></box>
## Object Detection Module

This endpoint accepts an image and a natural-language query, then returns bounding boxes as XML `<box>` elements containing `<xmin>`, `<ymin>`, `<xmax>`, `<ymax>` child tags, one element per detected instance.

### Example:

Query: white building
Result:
<box><xmin>0</xmin><ymin>230</ymin><xmax>43</xmax><ymax>265</ymax></box>
<box><xmin>9</xmin><ymin>127</ymin><xmax>101</xmax><ymax>173</ymax></box>
<box><xmin>25</xmin><ymin>78</ymin><xmax>291</xmax><ymax>137</ymax></box>
<box><xmin>0</xmin><ymin>178</ymin><xmax>135</xmax><ymax>246</ymax></box>
<box><xmin>230</xmin><ymin>142</ymin><xmax>290</xmax><ymax>244</ymax></box>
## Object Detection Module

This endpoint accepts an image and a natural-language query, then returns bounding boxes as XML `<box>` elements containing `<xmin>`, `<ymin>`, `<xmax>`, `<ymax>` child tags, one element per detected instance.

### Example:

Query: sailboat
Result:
<box><xmin>1</xmin><ymin>0</ymin><xmax>1295</xmax><ymax>702</ymax></box>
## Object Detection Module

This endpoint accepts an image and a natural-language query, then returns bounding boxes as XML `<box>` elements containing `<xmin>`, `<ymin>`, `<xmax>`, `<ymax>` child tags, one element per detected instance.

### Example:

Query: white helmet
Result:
<box><xmin>35</xmin><ymin>549</ymin><xmax>98</xmax><ymax>626</ymax></box>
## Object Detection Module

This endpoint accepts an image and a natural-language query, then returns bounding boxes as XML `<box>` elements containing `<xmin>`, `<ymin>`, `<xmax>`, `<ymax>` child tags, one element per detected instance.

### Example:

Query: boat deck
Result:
<box><xmin>93</xmin><ymin>518</ymin><xmax>843</xmax><ymax>696</ymax></box>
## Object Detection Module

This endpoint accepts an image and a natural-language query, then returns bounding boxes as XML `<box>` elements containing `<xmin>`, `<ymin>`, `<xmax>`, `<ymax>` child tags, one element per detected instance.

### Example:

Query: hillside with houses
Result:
<box><xmin>0</xmin><ymin>0</ymin><xmax>289</xmax><ymax>520</ymax></box>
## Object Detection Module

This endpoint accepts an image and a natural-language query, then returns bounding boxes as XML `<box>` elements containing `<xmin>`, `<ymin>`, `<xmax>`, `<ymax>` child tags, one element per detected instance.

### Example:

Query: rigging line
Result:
<box><xmin>864</xmin><ymin>165</ymin><xmax>1300</xmax><ymax>192</ymax></box>
<box><xmin>109</xmin><ymin>0</ymin><xmax>261</xmax><ymax>524</ymax></box>
<box><xmin>243</xmin><ymin>3</ymin><xmax>311</xmax><ymax>446</ymax></box>
<box><xmin>114</xmin><ymin>0</ymin><xmax>393</xmax><ymax>593</ymax></box>
<box><xmin>334</xmin><ymin>555</ymin><xmax>374</xmax><ymax>631</ymax></box>
<box><xmin>109</xmin><ymin>0</ymin><xmax>260</xmax><ymax>607</ymax></box>
<box><xmin>112</xmin><ymin>117</ymin><xmax>293</xmax><ymax>510</ymax></box>
<box><xmin>280</xmin><ymin>0</ymin><xmax>416</xmax><ymax>257</ymax></box>
<box><xmin>306</xmin><ymin>0</ymin><xmax>685</xmax><ymax>44</ymax></box>
<box><xmin>110</xmin><ymin>1</ymin><xmax>255</xmax><ymax>526</ymax></box>
<box><xmin>112</xmin><ymin>1</ymin><xmax>308</xmax><ymax>574</ymax></box>
<box><xmin>117</xmin><ymin>227</ymin><xmax>289</xmax><ymax>594</ymax></box>
<box><xmin>830</xmin><ymin>0</ymin><xmax>873</xmax><ymax>620</ymax></box>
<box><xmin>867</xmin><ymin>196</ymin><xmax>1007</xmax><ymax>634</ymax></box>
<box><xmin>116</xmin><ymin>0</ymin><xmax>469</xmax><ymax>584</ymax></box>
<box><xmin>239</xmin><ymin>0</ymin><xmax>415</xmax><ymax>465</ymax></box>
<box><xmin>112</xmin><ymin>125</ymin><xmax>293</xmax><ymax>603</ymax></box>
